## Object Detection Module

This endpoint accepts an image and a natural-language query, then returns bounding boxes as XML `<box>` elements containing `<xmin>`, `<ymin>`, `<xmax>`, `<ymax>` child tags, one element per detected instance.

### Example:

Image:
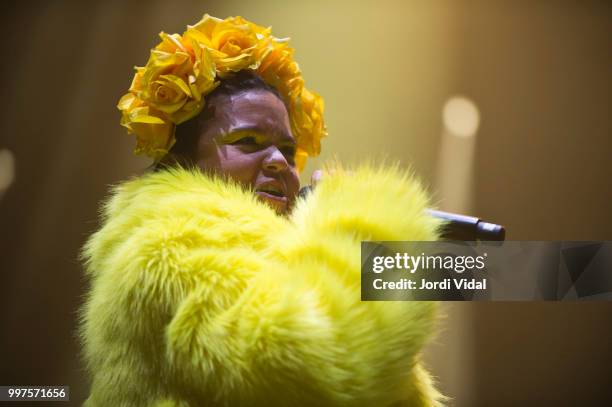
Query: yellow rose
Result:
<box><xmin>185</xmin><ymin>14</ymin><xmax>262</xmax><ymax>74</ymax></box>
<box><xmin>137</xmin><ymin>34</ymin><xmax>217</xmax><ymax>124</ymax></box>
<box><xmin>257</xmin><ymin>40</ymin><xmax>303</xmax><ymax>99</ymax></box>
<box><xmin>117</xmin><ymin>93</ymin><xmax>174</xmax><ymax>160</ymax></box>
<box><xmin>290</xmin><ymin>88</ymin><xmax>327</xmax><ymax>159</ymax></box>
<box><xmin>233</xmin><ymin>16</ymin><xmax>274</xmax><ymax>61</ymax></box>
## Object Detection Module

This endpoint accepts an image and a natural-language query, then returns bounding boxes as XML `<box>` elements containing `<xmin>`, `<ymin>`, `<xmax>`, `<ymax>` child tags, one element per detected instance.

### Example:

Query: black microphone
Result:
<box><xmin>298</xmin><ymin>186</ymin><xmax>506</xmax><ymax>242</ymax></box>
<box><xmin>425</xmin><ymin>209</ymin><xmax>505</xmax><ymax>242</ymax></box>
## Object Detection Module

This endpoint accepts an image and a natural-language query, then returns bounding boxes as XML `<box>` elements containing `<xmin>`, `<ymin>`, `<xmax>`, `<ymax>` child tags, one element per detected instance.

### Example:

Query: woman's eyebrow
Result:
<box><xmin>223</xmin><ymin>125</ymin><xmax>295</xmax><ymax>144</ymax></box>
<box><xmin>218</xmin><ymin>128</ymin><xmax>265</xmax><ymax>143</ymax></box>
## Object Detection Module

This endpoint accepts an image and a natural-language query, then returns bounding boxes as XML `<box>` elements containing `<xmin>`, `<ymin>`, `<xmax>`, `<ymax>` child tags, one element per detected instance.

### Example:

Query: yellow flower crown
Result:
<box><xmin>117</xmin><ymin>14</ymin><xmax>326</xmax><ymax>172</ymax></box>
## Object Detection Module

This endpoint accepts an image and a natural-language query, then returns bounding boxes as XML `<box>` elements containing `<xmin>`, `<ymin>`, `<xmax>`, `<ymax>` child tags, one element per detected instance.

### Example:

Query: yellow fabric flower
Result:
<box><xmin>257</xmin><ymin>41</ymin><xmax>303</xmax><ymax>98</ymax></box>
<box><xmin>185</xmin><ymin>14</ymin><xmax>262</xmax><ymax>74</ymax></box>
<box><xmin>291</xmin><ymin>88</ymin><xmax>327</xmax><ymax>158</ymax></box>
<box><xmin>117</xmin><ymin>14</ymin><xmax>327</xmax><ymax>171</ymax></box>
<box><xmin>117</xmin><ymin>93</ymin><xmax>174</xmax><ymax>159</ymax></box>
<box><xmin>137</xmin><ymin>32</ymin><xmax>217</xmax><ymax>123</ymax></box>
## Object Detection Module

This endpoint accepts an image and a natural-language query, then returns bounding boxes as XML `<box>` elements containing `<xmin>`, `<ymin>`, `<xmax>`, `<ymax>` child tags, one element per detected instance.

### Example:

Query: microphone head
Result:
<box><xmin>476</xmin><ymin>221</ymin><xmax>506</xmax><ymax>241</ymax></box>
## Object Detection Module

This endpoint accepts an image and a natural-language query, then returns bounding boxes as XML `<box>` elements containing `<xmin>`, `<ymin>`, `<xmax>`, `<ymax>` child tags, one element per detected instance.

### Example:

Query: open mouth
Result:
<box><xmin>256</xmin><ymin>184</ymin><xmax>286</xmax><ymax>198</ymax></box>
<box><xmin>258</xmin><ymin>189</ymin><xmax>284</xmax><ymax>198</ymax></box>
<box><xmin>255</xmin><ymin>182</ymin><xmax>289</xmax><ymax>212</ymax></box>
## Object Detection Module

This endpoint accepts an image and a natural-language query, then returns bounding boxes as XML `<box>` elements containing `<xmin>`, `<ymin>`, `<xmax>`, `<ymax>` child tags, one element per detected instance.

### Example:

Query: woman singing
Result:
<box><xmin>80</xmin><ymin>14</ymin><xmax>444</xmax><ymax>406</ymax></box>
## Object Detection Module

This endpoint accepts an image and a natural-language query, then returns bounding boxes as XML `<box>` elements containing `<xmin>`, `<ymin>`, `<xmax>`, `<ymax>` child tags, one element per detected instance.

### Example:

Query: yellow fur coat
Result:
<box><xmin>80</xmin><ymin>165</ymin><xmax>445</xmax><ymax>406</ymax></box>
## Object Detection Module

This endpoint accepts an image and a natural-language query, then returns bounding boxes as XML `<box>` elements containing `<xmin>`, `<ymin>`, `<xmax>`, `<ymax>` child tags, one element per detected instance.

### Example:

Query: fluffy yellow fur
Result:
<box><xmin>80</xmin><ymin>165</ymin><xmax>445</xmax><ymax>406</ymax></box>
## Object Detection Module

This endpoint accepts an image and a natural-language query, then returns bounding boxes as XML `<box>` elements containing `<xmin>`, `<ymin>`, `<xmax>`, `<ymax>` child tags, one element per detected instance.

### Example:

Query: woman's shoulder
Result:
<box><xmin>97</xmin><ymin>167</ymin><xmax>285</xmax><ymax>228</ymax></box>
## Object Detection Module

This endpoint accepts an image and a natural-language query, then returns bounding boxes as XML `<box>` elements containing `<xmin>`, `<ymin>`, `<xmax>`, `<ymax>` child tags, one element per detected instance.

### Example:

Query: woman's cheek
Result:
<box><xmin>219</xmin><ymin>148</ymin><xmax>262</xmax><ymax>184</ymax></box>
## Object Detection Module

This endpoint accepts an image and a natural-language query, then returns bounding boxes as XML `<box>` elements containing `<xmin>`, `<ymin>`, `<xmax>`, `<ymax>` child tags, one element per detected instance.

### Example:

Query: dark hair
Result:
<box><xmin>163</xmin><ymin>70</ymin><xmax>284</xmax><ymax>164</ymax></box>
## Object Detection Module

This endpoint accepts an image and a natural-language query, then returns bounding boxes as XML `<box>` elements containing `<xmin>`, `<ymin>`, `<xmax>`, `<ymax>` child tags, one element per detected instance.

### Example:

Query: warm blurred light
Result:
<box><xmin>436</xmin><ymin>96</ymin><xmax>481</xmax><ymax>214</ymax></box>
<box><xmin>0</xmin><ymin>148</ymin><xmax>16</xmax><ymax>195</ymax></box>
<box><xmin>443</xmin><ymin>96</ymin><xmax>480</xmax><ymax>137</ymax></box>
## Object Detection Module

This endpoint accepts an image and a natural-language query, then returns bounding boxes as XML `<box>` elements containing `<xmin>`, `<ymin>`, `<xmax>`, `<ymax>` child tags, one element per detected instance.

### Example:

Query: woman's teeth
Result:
<box><xmin>259</xmin><ymin>187</ymin><xmax>283</xmax><ymax>197</ymax></box>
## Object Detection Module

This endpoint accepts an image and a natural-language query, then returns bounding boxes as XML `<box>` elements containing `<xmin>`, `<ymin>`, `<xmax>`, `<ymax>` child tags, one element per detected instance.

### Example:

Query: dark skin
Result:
<box><xmin>191</xmin><ymin>88</ymin><xmax>301</xmax><ymax>215</ymax></box>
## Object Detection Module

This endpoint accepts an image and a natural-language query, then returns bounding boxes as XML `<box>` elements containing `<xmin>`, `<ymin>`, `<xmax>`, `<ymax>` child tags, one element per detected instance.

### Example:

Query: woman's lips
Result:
<box><xmin>256</xmin><ymin>190</ymin><xmax>288</xmax><ymax>212</ymax></box>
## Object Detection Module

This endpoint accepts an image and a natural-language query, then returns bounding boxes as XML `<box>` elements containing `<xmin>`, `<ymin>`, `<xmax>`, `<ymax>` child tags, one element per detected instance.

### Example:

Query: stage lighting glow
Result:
<box><xmin>0</xmin><ymin>149</ymin><xmax>15</xmax><ymax>193</ymax></box>
<box><xmin>443</xmin><ymin>96</ymin><xmax>480</xmax><ymax>137</ymax></box>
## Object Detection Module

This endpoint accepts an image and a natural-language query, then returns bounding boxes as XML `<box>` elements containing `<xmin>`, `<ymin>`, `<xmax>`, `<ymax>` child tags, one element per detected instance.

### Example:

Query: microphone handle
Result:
<box><xmin>298</xmin><ymin>186</ymin><xmax>506</xmax><ymax>242</ymax></box>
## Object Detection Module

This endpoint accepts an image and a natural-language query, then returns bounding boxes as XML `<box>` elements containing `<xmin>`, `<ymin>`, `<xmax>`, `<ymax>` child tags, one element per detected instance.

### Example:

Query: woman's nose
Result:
<box><xmin>263</xmin><ymin>147</ymin><xmax>289</xmax><ymax>172</ymax></box>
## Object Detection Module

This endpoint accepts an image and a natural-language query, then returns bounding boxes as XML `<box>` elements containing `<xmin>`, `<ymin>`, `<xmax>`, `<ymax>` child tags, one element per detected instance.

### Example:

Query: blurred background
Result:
<box><xmin>0</xmin><ymin>0</ymin><xmax>611</xmax><ymax>405</ymax></box>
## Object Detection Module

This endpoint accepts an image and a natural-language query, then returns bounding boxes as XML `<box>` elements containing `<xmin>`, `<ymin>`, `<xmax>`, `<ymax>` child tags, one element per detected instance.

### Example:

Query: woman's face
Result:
<box><xmin>194</xmin><ymin>88</ymin><xmax>300</xmax><ymax>214</ymax></box>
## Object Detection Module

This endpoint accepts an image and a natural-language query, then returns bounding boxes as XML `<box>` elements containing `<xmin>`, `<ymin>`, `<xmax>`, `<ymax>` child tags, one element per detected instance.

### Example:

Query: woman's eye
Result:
<box><xmin>231</xmin><ymin>136</ymin><xmax>258</xmax><ymax>145</ymax></box>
